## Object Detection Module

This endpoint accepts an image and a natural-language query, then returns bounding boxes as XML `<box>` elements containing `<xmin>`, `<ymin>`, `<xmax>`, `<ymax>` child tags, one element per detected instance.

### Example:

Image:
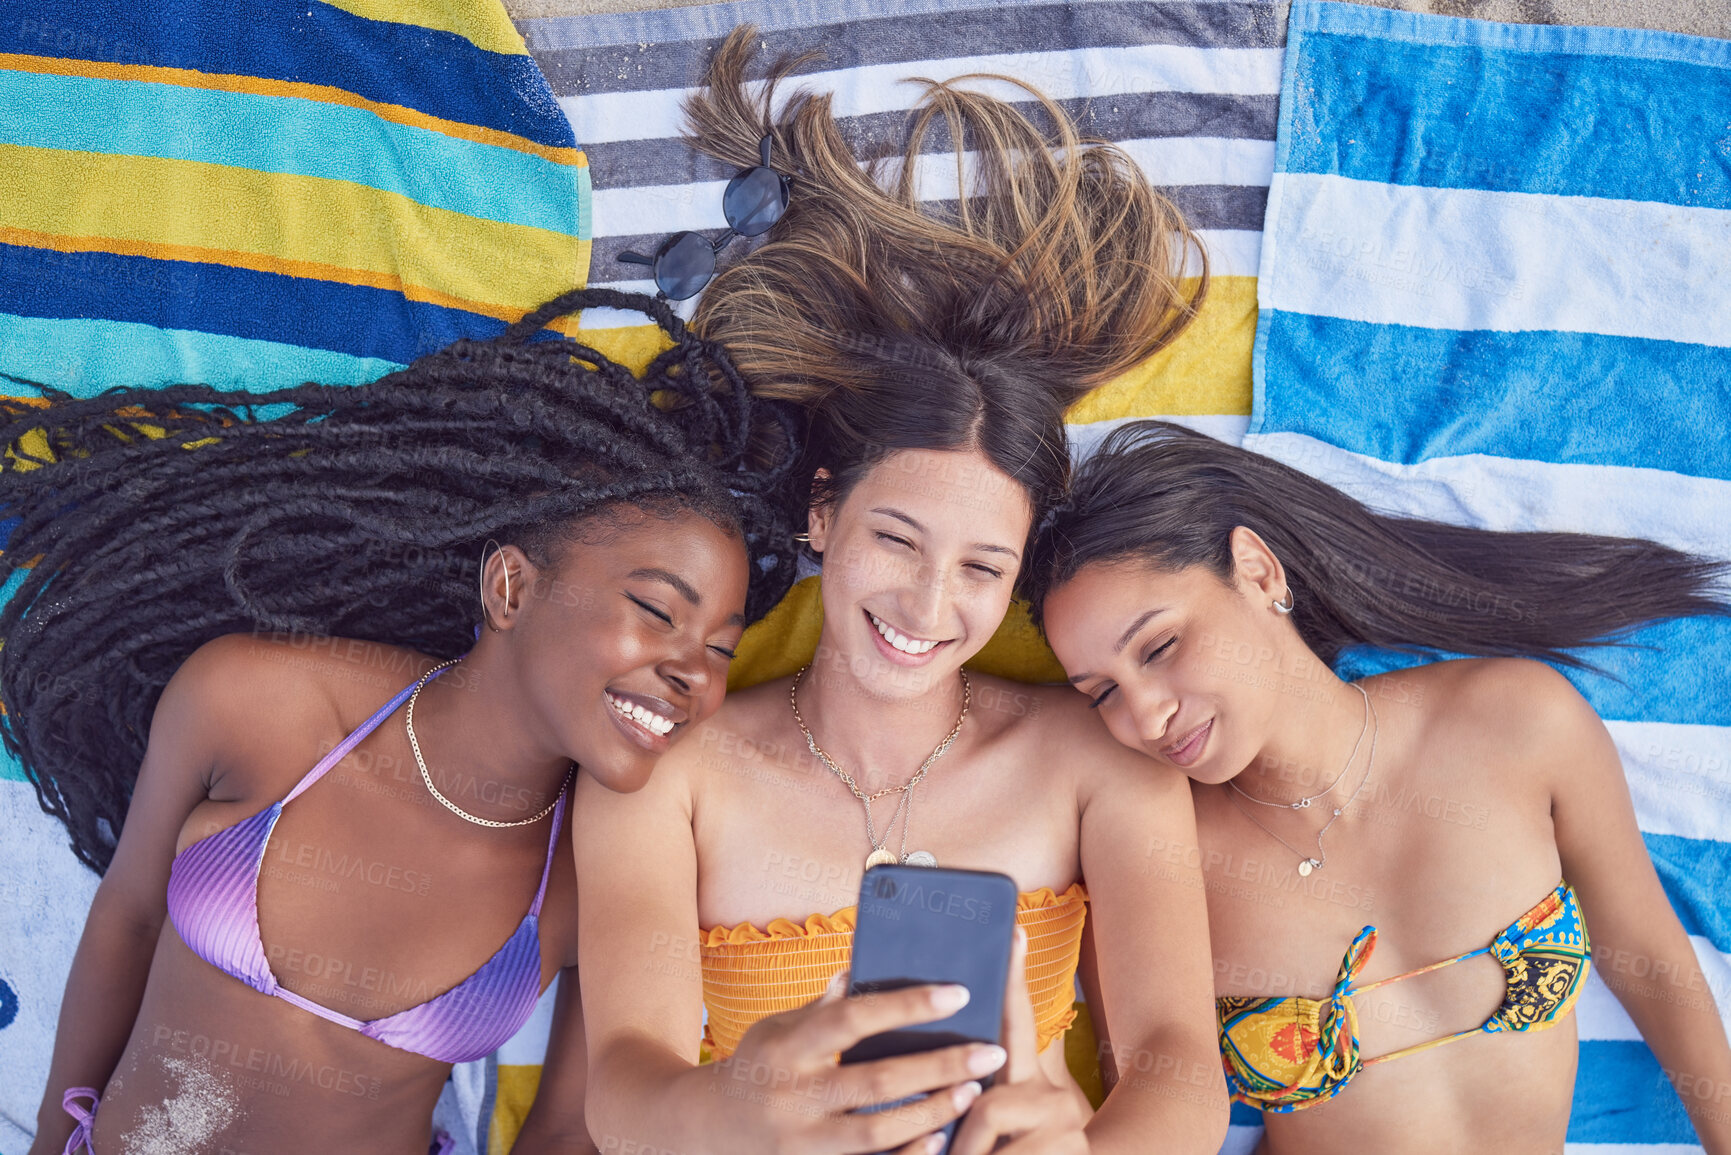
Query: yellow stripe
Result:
<box><xmin>1065</xmin><ymin>275</ymin><xmax>1257</xmax><ymax>423</ymax></box>
<box><xmin>0</xmin><ymin>53</ymin><xmax>584</xmax><ymax>166</ymax></box>
<box><xmin>569</xmin><ymin>324</ymin><xmax>677</xmax><ymax>376</ymax></box>
<box><xmin>730</xmin><ymin>577</ymin><xmax>1065</xmax><ymax>690</ymax></box>
<box><xmin>486</xmin><ymin>1065</ymin><xmax>543</xmax><ymax>1155</ymax></box>
<box><xmin>0</xmin><ymin>144</ymin><xmax>587</xmax><ymax>323</ymax></box>
<box><xmin>318</xmin><ymin>0</ymin><xmax>530</xmax><ymax>57</ymax></box>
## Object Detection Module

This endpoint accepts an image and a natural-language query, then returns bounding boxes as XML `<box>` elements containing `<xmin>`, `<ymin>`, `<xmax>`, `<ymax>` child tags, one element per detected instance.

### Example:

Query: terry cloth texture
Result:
<box><xmin>1243</xmin><ymin>2</ymin><xmax>1731</xmax><ymax>1151</ymax></box>
<box><xmin>0</xmin><ymin>3</ymin><xmax>588</xmax><ymax>1151</ymax></box>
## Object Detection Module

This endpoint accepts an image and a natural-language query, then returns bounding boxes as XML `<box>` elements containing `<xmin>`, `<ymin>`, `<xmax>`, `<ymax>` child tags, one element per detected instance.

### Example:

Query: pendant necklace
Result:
<box><xmin>789</xmin><ymin>664</ymin><xmax>969</xmax><ymax>870</ymax></box>
<box><xmin>1226</xmin><ymin>684</ymin><xmax>1378</xmax><ymax>877</ymax></box>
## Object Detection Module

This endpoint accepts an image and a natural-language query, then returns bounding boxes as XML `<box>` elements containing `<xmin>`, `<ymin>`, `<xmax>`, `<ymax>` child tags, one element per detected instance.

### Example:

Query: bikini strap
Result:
<box><xmin>528</xmin><ymin>780</ymin><xmax>572</xmax><ymax>918</ymax></box>
<box><xmin>1348</xmin><ymin>945</ymin><xmax>1494</xmax><ymax>996</ymax></box>
<box><xmin>282</xmin><ymin>667</ymin><xmax>449</xmax><ymax>805</ymax></box>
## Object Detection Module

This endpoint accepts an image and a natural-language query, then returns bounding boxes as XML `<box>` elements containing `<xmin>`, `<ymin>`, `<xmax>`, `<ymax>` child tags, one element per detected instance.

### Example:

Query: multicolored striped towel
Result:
<box><xmin>0</xmin><ymin>0</ymin><xmax>591</xmax><ymax>397</ymax></box>
<box><xmin>1242</xmin><ymin>4</ymin><xmax>1731</xmax><ymax>1151</ymax></box>
<box><xmin>0</xmin><ymin>3</ymin><xmax>589</xmax><ymax>1150</ymax></box>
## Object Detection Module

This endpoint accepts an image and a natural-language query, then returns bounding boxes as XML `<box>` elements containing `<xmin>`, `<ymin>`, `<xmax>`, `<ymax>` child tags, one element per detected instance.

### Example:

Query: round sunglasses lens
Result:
<box><xmin>723</xmin><ymin>167</ymin><xmax>789</xmax><ymax>237</ymax></box>
<box><xmin>655</xmin><ymin>232</ymin><xmax>717</xmax><ymax>300</ymax></box>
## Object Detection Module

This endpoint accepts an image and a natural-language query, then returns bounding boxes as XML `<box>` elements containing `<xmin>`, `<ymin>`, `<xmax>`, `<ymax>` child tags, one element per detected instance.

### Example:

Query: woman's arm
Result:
<box><xmin>1532</xmin><ymin>663</ymin><xmax>1731</xmax><ymax>1155</ymax></box>
<box><xmin>511</xmin><ymin>969</ymin><xmax>601</xmax><ymax>1154</ymax></box>
<box><xmin>572</xmin><ymin>754</ymin><xmax>1003</xmax><ymax>1155</ymax></box>
<box><xmin>1070</xmin><ymin>715</ymin><xmax>1226</xmax><ymax>1153</ymax></box>
<box><xmin>27</xmin><ymin>636</ymin><xmax>257</xmax><ymax>1154</ymax></box>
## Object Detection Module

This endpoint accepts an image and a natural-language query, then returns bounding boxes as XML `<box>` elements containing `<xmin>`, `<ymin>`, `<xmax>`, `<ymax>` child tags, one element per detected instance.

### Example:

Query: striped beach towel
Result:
<box><xmin>521</xmin><ymin>0</ymin><xmax>1284</xmax><ymax>686</ymax></box>
<box><xmin>0</xmin><ymin>0</ymin><xmax>591</xmax><ymax>397</ymax></box>
<box><xmin>1243</xmin><ymin>3</ymin><xmax>1731</xmax><ymax>1151</ymax></box>
<box><xmin>0</xmin><ymin>3</ymin><xmax>589</xmax><ymax>1150</ymax></box>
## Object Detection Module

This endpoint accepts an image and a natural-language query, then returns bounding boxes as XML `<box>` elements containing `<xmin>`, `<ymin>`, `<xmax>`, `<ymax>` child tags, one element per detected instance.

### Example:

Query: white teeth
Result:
<box><xmin>607</xmin><ymin>693</ymin><xmax>675</xmax><ymax>736</ymax></box>
<box><xmin>869</xmin><ymin>613</ymin><xmax>938</xmax><ymax>655</ymax></box>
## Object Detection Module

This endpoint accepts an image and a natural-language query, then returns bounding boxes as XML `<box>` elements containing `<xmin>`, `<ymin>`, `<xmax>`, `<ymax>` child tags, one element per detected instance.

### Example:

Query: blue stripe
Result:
<box><xmin>1280</xmin><ymin>17</ymin><xmax>1731</xmax><ymax>209</ymax></box>
<box><xmin>0</xmin><ymin>314</ymin><xmax>401</xmax><ymax>395</ymax></box>
<box><xmin>0</xmin><ymin>71</ymin><xmax>580</xmax><ymax>236</ymax></box>
<box><xmin>1569</xmin><ymin>1039</ymin><xmax>1702</xmax><ymax>1143</ymax></box>
<box><xmin>1333</xmin><ymin>617</ymin><xmax>1731</xmax><ymax>730</ymax></box>
<box><xmin>1646</xmin><ymin>833</ymin><xmax>1731</xmax><ymax>954</ymax></box>
<box><xmin>0</xmin><ymin>0</ymin><xmax>575</xmax><ymax>151</ymax></box>
<box><xmin>1258</xmin><ymin>311</ymin><xmax>1731</xmax><ymax>479</ymax></box>
<box><xmin>1227</xmin><ymin>1102</ymin><xmax>1264</xmax><ymax>1126</ymax></box>
<box><xmin>0</xmin><ymin>244</ymin><xmax>512</xmax><ymax>374</ymax></box>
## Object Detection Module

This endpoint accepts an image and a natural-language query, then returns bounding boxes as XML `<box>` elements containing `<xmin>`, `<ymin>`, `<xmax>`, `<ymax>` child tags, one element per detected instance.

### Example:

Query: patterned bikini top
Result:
<box><xmin>166</xmin><ymin>668</ymin><xmax>565</xmax><ymax>1065</ymax></box>
<box><xmin>1218</xmin><ymin>880</ymin><xmax>1591</xmax><ymax>1112</ymax></box>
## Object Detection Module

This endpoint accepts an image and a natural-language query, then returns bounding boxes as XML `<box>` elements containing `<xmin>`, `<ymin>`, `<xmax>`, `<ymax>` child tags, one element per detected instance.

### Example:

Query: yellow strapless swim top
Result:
<box><xmin>699</xmin><ymin>882</ymin><xmax>1089</xmax><ymax>1060</ymax></box>
<box><xmin>1218</xmin><ymin>880</ymin><xmax>1591</xmax><ymax>1112</ymax></box>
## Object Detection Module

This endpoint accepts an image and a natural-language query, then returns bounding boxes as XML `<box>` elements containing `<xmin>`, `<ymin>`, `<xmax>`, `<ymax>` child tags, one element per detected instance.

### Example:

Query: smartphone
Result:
<box><xmin>840</xmin><ymin>865</ymin><xmax>1019</xmax><ymax>1153</ymax></box>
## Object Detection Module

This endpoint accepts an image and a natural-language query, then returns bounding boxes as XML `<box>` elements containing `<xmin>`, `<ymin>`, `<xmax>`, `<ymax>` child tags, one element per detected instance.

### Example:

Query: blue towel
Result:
<box><xmin>1244</xmin><ymin>3</ymin><xmax>1731</xmax><ymax>1151</ymax></box>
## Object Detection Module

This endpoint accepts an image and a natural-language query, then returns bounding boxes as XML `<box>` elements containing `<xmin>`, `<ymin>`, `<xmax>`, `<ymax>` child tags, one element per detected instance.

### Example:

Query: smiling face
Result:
<box><xmin>806</xmin><ymin>448</ymin><xmax>1032</xmax><ymax>701</ymax></box>
<box><xmin>1040</xmin><ymin>529</ymin><xmax>1295</xmax><ymax>783</ymax></box>
<box><xmin>501</xmin><ymin>507</ymin><xmax>750</xmax><ymax>793</ymax></box>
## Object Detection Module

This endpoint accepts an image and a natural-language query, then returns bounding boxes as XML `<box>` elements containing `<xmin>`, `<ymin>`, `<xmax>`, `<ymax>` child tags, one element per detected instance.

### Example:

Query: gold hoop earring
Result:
<box><xmin>792</xmin><ymin>533</ymin><xmax>811</xmax><ymax>544</ymax></box>
<box><xmin>480</xmin><ymin>539</ymin><xmax>509</xmax><ymax>632</ymax></box>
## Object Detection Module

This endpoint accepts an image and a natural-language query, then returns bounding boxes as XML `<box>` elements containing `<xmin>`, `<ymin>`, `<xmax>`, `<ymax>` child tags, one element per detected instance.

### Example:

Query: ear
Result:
<box><xmin>480</xmin><ymin>542</ymin><xmax>534</xmax><ymax>632</ymax></box>
<box><xmin>805</xmin><ymin>468</ymin><xmax>834</xmax><ymax>554</ymax></box>
<box><xmin>1228</xmin><ymin>526</ymin><xmax>1287</xmax><ymax>608</ymax></box>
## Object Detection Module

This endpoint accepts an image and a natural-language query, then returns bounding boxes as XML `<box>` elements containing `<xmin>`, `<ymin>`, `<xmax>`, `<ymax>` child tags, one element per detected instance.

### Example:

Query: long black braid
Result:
<box><xmin>0</xmin><ymin>289</ymin><xmax>800</xmax><ymax>872</ymax></box>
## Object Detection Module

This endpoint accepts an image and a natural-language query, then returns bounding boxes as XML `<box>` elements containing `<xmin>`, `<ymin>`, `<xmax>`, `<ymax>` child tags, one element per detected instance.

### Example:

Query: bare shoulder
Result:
<box><xmin>166</xmin><ymin>632</ymin><xmax>434</xmax><ymax>780</ymax></box>
<box><xmin>1371</xmin><ymin>657</ymin><xmax>1608</xmax><ymax>782</ymax></box>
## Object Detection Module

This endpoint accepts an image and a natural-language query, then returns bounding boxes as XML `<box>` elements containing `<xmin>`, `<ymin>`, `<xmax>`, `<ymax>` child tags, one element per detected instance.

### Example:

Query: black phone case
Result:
<box><xmin>839</xmin><ymin>865</ymin><xmax>1019</xmax><ymax>1155</ymax></box>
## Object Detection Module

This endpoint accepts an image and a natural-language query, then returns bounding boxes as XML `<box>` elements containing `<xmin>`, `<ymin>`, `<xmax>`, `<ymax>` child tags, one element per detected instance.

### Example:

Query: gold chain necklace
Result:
<box><xmin>789</xmin><ymin>664</ymin><xmax>969</xmax><ymax>870</ymax></box>
<box><xmin>405</xmin><ymin>659</ymin><xmax>571</xmax><ymax>829</ymax></box>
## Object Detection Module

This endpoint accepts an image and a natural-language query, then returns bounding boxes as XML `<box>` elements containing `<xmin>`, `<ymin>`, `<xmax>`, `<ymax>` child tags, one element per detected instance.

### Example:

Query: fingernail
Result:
<box><xmin>968</xmin><ymin>1044</ymin><xmax>1007</xmax><ymax>1076</ymax></box>
<box><xmin>931</xmin><ymin>984</ymin><xmax>970</xmax><ymax>1013</ymax></box>
<box><xmin>925</xmin><ymin>1134</ymin><xmax>945</xmax><ymax>1155</ymax></box>
<box><xmin>952</xmin><ymin>1081</ymin><xmax>983</xmax><ymax>1110</ymax></box>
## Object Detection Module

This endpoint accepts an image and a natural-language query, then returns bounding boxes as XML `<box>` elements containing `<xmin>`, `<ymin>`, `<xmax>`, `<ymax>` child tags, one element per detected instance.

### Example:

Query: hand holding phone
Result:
<box><xmin>700</xmin><ymin>966</ymin><xmax>1007</xmax><ymax>1155</ymax></box>
<box><xmin>944</xmin><ymin>924</ymin><xmax>1093</xmax><ymax>1155</ymax></box>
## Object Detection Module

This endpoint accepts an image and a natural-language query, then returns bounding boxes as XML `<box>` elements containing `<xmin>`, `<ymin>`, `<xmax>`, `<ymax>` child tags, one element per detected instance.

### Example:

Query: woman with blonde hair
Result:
<box><xmin>521</xmin><ymin>28</ymin><xmax>1227</xmax><ymax>1155</ymax></box>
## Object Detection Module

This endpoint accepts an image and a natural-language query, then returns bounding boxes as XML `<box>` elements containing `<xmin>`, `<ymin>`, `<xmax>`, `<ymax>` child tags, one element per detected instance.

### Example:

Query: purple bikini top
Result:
<box><xmin>165</xmin><ymin>667</ymin><xmax>565</xmax><ymax>1064</ymax></box>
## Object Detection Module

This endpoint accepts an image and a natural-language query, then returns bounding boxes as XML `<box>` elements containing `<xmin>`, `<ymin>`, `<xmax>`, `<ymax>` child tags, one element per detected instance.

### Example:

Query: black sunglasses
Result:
<box><xmin>616</xmin><ymin>134</ymin><xmax>793</xmax><ymax>301</ymax></box>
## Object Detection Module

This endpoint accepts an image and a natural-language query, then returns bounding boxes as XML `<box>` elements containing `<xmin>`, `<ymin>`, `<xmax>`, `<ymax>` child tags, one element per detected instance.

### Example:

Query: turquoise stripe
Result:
<box><xmin>0</xmin><ymin>70</ymin><xmax>580</xmax><ymax>236</ymax></box>
<box><xmin>1571</xmin><ymin>1040</ymin><xmax>1704</xmax><ymax>1143</ymax></box>
<box><xmin>1258</xmin><ymin>311</ymin><xmax>1731</xmax><ymax>479</ymax></box>
<box><xmin>1333</xmin><ymin>617</ymin><xmax>1731</xmax><ymax>729</ymax></box>
<box><xmin>0</xmin><ymin>314</ymin><xmax>403</xmax><ymax>395</ymax></box>
<box><xmin>1282</xmin><ymin>2</ymin><xmax>1731</xmax><ymax>208</ymax></box>
<box><xmin>6</xmin><ymin>0</ymin><xmax>576</xmax><ymax>150</ymax></box>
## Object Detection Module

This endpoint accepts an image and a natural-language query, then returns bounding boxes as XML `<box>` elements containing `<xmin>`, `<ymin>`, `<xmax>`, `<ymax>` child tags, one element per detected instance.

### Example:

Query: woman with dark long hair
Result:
<box><xmin>9</xmin><ymin>291</ymin><xmax>820</xmax><ymax>1154</ymax></box>
<box><xmin>553</xmin><ymin>30</ymin><xmax>1228</xmax><ymax>1155</ymax></box>
<box><xmin>1028</xmin><ymin>420</ymin><xmax>1731</xmax><ymax>1153</ymax></box>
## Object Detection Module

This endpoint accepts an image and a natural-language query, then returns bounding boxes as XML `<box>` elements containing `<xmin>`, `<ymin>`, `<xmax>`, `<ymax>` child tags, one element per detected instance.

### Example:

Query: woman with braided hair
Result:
<box><xmin>8</xmin><ymin>289</ymin><xmax>839</xmax><ymax>1155</ymax></box>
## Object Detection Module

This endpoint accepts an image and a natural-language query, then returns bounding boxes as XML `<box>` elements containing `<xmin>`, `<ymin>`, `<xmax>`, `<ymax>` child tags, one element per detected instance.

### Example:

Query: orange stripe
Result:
<box><xmin>0</xmin><ymin>52</ymin><xmax>587</xmax><ymax>168</ymax></box>
<box><xmin>0</xmin><ymin>224</ymin><xmax>588</xmax><ymax>334</ymax></box>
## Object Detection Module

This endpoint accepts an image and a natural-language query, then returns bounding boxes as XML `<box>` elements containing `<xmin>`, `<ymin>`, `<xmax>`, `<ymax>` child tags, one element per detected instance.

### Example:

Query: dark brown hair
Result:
<box><xmin>683</xmin><ymin>27</ymin><xmax>1207</xmax><ymax>549</ymax></box>
<box><xmin>1026</xmin><ymin>421</ymin><xmax>1730</xmax><ymax>667</ymax></box>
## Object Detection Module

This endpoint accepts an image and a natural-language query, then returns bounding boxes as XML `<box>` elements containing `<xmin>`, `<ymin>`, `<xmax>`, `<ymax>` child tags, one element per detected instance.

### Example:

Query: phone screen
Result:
<box><xmin>839</xmin><ymin>865</ymin><xmax>1019</xmax><ymax>1152</ymax></box>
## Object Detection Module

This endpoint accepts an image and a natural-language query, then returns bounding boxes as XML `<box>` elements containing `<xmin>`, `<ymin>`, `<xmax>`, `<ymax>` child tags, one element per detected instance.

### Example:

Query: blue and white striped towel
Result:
<box><xmin>1241</xmin><ymin>3</ymin><xmax>1731</xmax><ymax>1151</ymax></box>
